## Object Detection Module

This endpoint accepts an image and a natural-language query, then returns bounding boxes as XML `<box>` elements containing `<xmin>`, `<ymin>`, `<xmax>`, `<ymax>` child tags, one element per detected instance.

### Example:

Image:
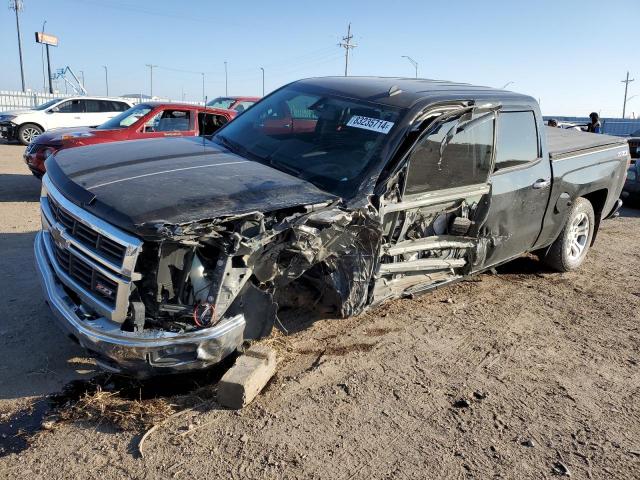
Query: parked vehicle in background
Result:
<box><xmin>35</xmin><ymin>77</ymin><xmax>628</xmax><ymax>376</ymax></box>
<box><xmin>0</xmin><ymin>97</ymin><xmax>133</xmax><ymax>145</ymax></box>
<box><xmin>206</xmin><ymin>96</ymin><xmax>260</xmax><ymax>113</ymax></box>
<box><xmin>24</xmin><ymin>103</ymin><xmax>235</xmax><ymax>178</ymax></box>
<box><xmin>558</xmin><ymin>121</ymin><xmax>585</xmax><ymax>131</ymax></box>
<box><xmin>622</xmin><ymin>159</ymin><xmax>640</xmax><ymax>204</ymax></box>
<box><xmin>627</xmin><ymin>128</ymin><xmax>640</xmax><ymax>161</ymax></box>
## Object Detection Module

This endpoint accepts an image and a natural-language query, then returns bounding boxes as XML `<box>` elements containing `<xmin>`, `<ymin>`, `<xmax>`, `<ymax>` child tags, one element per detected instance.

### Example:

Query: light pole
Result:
<box><xmin>401</xmin><ymin>56</ymin><xmax>418</xmax><ymax>79</ymax></box>
<box><xmin>201</xmin><ymin>73</ymin><xmax>205</xmax><ymax>104</ymax></box>
<box><xmin>79</xmin><ymin>70</ymin><xmax>85</xmax><ymax>90</ymax></box>
<box><xmin>224</xmin><ymin>61</ymin><xmax>228</xmax><ymax>96</ymax></box>
<box><xmin>260</xmin><ymin>67</ymin><xmax>265</xmax><ymax>96</ymax></box>
<box><xmin>145</xmin><ymin>64</ymin><xmax>157</xmax><ymax>98</ymax></box>
<box><xmin>102</xmin><ymin>65</ymin><xmax>109</xmax><ymax>96</ymax></box>
<box><xmin>9</xmin><ymin>0</ymin><xmax>26</xmax><ymax>92</ymax></box>
<box><xmin>501</xmin><ymin>81</ymin><xmax>514</xmax><ymax>90</ymax></box>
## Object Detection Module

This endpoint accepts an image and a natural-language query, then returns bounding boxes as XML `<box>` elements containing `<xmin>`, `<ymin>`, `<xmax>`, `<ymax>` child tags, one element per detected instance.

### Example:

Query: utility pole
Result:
<box><xmin>621</xmin><ymin>71</ymin><xmax>635</xmax><ymax>119</ymax></box>
<box><xmin>224</xmin><ymin>61</ymin><xmax>228</xmax><ymax>96</ymax></box>
<box><xmin>260</xmin><ymin>67</ymin><xmax>265</xmax><ymax>96</ymax></box>
<box><xmin>145</xmin><ymin>64</ymin><xmax>157</xmax><ymax>98</ymax></box>
<box><xmin>401</xmin><ymin>56</ymin><xmax>418</xmax><ymax>78</ymax></box>
<box><xmin>338</xmin><ymin>23</ymin><xmax>356</xmax><ymax>76</ymax></box>
<box><xmin>102</xmin><ymin>65</ymin><xmax>109</xmax><ymax>96</ymax></box>
<box><xmin>9</xmin><ymin>0</ymin><xmax>26</xmax><ymax>92</ymax></box>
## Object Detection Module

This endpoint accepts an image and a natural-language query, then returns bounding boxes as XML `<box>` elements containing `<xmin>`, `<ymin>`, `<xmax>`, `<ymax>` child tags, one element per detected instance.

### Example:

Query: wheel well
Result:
<box><xmin>581</xmin><ymin>189</ymin><xmax>608</xmax><ymax>245</ymax></box>
<box><xmin>18</xmin><ymin>122</ymin><xmax>45</xmax><ymax>134</ymax></box>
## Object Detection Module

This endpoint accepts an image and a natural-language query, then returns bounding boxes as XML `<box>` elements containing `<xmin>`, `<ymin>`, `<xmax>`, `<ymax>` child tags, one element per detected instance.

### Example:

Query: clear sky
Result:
<box><xmin>1</xmin><ymin>0</ymin><xmax>638</xmax><ymax>117</ymax></box>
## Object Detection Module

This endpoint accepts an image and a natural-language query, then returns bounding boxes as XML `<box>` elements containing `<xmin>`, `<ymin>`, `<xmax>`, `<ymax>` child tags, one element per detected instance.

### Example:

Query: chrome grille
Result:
<box><xmin>53</xmin><ymin>243</ymin><xmax>118</xmax><ymax>307</ymax></box>
<box><xmin>48</xmin><ymin>195</ymin><xmax>127</xmax><ymax>266</ymax></box>
<box><xmin>40</xmin><ymin>175</ymin><xmax>143</xmax><ymax>323</ymax></box>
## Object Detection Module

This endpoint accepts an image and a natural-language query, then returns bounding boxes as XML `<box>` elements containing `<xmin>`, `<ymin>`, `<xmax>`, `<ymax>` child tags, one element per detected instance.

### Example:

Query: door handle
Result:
<box><xmin>532</xmin><ymin>179</ymin><xmax>551</xmax><ymax>189</ymax></box>
<box><xmin>74</xmin><ymin>116</ymin><xmax>81</xmax><ymax>119</ymax></box>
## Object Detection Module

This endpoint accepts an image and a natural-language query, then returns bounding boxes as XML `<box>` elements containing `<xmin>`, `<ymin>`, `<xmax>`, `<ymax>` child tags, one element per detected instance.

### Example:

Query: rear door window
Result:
<box><xmin>405</xmin><ymin>111</ymin><xmax>495</xmax><ymax>194</ymax></box>
<box><xmin>198</xmin><ymin>112</ymin><xmax>227</xmax><ymax>135</ymax></box>
<box><xmin>84</xmin><ymin>100</ymin><xmax>101</xmax><ymax>112</ymax></box>
<box><xmin>494</xmin><ymin>111</ymin><xmax>539</xmax><ymax>171</ymax></box>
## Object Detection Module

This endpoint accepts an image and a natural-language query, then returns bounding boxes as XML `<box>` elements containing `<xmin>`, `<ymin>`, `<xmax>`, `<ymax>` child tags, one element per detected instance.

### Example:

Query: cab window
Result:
<box><xmin>144</xmin><ymin>109</ymin><xmax>191</xmax><ymax>132</ymax></box>
<box><xmin>405</xmin><ymin>112</ymin><xmax>495</xmax><ymax>194</ymax></box>
<box><xmin>494</xmin><ymin>111</ymin><xmax>539</xmax><ymax>171</ymax></box>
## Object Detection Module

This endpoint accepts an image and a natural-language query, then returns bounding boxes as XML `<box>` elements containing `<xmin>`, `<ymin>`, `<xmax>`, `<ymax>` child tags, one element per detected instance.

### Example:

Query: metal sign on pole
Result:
<box><xmin>35</xmin><ymin>31</ymin><xmax>59</xmax><ymax>94</ymax></box>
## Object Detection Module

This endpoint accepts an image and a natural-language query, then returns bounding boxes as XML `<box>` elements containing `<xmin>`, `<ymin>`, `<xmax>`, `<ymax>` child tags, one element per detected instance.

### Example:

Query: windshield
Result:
<box><xmin>213</xmin><ymin>85</ymin><xmax>403</xmax><ymax>197</ymax></box>
<box><xmin>34</xmin><ymin>98</ymin><xmax>62</xmax><ymax>111</ymax></box>
<box><xmin>207</xmin><ymin>97</ymin><xmax>235</xmax><ymax>110</ymax></box>
<box><xmin>95</xmin><ymin>104</ymin><xmax>153</xmax><ymax>130</ymax></box>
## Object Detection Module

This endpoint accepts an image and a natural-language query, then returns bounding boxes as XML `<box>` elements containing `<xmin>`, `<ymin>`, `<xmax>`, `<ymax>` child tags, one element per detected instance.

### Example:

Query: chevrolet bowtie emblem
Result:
<box><xmin>50</xmin><ymin>223</ymin><xmax>70</xmax><ymax>250</ymax></box>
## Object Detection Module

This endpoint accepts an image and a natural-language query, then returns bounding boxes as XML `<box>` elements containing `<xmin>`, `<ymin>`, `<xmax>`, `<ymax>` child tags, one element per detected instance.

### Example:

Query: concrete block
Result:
<box><xmin>217</xmin><ymin>345</ymin><xmax>277</xmax><ymax>409</ymax></box>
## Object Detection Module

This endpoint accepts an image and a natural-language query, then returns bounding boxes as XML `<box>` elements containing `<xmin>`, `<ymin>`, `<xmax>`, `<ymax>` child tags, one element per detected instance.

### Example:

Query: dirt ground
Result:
<box><xmin>0</xmin><ymin>142</ymin><xmax>639</xmax><ymax>479</ymax></box>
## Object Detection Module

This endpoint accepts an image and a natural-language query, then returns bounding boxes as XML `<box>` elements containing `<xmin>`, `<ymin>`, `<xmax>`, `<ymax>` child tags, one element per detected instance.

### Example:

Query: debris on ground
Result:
<box><xmin>58</xmin><ymin>387</ymin><xmax>176</xmax><ymax>431</ymax></box>
<box><xmin>552</xmin><ymin>461</ymin><xmax>571</xmax><ymax>476</ymax></box>
<box><xmin>217</xmin><ymin>345</ymin><xmax>277</xmax><ymax>409</ymax></box>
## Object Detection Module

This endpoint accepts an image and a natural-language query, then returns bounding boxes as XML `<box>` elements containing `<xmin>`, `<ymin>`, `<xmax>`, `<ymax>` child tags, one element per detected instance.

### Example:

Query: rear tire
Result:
<box><xmin>541</xmin><ymin>197</ymin><xmax>595</xmax><ymax>272</ymax></box>
<box><xmin>18</xmin><ymin>123</ymin><xmax>43</xmax><ymax>146</ymax></box>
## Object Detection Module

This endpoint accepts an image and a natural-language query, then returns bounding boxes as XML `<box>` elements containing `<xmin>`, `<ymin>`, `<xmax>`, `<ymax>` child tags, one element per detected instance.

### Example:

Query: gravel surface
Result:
<box><xmin>0</xmin><ymin>143</ymin><xmax>639</xmax><ymax>479</ymax></box>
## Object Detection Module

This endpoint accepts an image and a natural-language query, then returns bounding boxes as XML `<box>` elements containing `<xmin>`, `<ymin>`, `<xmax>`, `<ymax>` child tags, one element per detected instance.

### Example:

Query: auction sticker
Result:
<box><xmin>346</xmin><ymin>115</ymin><xmax>394</xmax><ymax>134</ymax></box>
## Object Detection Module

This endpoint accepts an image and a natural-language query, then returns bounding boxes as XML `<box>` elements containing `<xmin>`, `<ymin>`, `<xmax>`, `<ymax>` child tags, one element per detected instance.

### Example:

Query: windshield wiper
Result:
<box><xmin>214</xmin><ymin>134</ymin><xmax>243</xmax><ymax>155</ymax></box>
<box><xmin>270</xmin><ymin>158</ymin><xmax>301</xmax><ymax>176</ymax></box>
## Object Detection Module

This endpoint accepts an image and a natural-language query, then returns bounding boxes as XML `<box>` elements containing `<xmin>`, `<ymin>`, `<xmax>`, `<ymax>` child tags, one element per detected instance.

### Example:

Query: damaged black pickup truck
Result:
<box><xmin>35</xmin><ymin>77</ymin><xmax>629</xmax><ymax>376</ymax></box>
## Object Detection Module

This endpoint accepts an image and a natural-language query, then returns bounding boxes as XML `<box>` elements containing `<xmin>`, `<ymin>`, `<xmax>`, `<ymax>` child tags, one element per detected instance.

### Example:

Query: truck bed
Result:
<box><xmin>546</xmin><ymin>126</ymin><xmax>627</xmax><ymax>160</ymax></box>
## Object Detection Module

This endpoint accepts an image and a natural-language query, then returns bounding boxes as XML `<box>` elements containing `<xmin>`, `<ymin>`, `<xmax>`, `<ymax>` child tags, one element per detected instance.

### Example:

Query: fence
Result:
<box><xmin>0</xmin><ymin>90</ymin><xmax>72</xmax><ymax>111</ymax></box>
<box><xmin>546</xmin><ymin>116</ymin><xmax>640</xmax><ymax>137</ymax></box>
<box><xmin>0</xmin><ymin>90</ymin><xmax>204</xmax><ymax>112</ymax></box>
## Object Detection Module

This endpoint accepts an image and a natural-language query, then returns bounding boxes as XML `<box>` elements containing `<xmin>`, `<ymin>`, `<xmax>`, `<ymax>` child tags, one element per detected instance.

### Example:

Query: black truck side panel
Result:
<box><xmin>534</xmin><ymin>144</ymin><xmax>629</xmax><ymax>250</ymax></box>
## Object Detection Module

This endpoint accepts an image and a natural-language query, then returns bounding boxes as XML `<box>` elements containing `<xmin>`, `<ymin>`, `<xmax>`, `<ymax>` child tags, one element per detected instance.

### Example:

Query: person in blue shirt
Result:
<box><xmin>587</xmin><ymin>112</ymin><xmax>601</xmax><ymax>133</ymax></box>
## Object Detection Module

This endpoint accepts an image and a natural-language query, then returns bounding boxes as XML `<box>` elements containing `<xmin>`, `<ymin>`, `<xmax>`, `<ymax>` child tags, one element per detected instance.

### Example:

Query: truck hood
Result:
<box><xmin>46</xmin><ymin>137</ymin><xmax>338</xmax><ymax>238</ymax></box>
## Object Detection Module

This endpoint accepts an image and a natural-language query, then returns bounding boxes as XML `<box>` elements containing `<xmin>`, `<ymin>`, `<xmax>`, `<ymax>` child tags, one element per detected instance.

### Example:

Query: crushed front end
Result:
<box><xmin>34</xmin><ymin>175</ymin><xmax>380</xmax><ymax>376</ymax></box>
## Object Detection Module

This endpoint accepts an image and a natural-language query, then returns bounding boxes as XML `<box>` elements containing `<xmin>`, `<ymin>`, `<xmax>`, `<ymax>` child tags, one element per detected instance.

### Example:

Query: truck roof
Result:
<box><xmin>545</xmin><ymin>126</ymin><xmax>627</xmax><ymax>159</ymax></box>
<box><xmin>293</xmin><ymin>76</ymin><xmax>534</xmax><ymax>109</ymax></box>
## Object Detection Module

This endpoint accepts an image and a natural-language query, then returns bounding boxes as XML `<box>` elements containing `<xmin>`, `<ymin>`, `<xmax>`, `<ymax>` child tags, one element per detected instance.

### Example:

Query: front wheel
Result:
<box><xmin>18</xmin><ymin>123</ymin><xmax>43</xmax><ymax>146</ymax></box>
<box><xmin>540</xmin><ymin>197</ymin><xmax>595</xmax><ymax>272</ymax></box>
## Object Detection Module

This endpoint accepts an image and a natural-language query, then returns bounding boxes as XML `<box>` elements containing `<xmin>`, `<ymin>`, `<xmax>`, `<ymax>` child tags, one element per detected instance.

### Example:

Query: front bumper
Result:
<box><xmin>34</xmin><ymin>231</ymin><xmax>246</xmax><ymax>377</ymax></box>
<box><xmin>0</xmin><ymin>122</ymin><xmax>18</xmax><ymax>141</ymax></box>
<box><xmin>24</xmin><ymin>147</ymin><xmax>45</xmax><ymax>178</ymax></box>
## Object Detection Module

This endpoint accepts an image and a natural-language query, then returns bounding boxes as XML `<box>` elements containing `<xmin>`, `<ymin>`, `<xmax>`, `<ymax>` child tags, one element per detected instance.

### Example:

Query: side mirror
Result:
<box><xmin>46</xmin><ymin>108</ymin><xmax>57</xmax><ymax>114</ymax></box>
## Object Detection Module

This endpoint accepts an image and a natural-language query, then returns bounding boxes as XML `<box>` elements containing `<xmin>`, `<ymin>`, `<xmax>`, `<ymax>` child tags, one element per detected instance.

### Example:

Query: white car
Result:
<box><xmin>0</xmin><ymin>97</ymin><xmax>133</xmax><ymax>145</ymax></box>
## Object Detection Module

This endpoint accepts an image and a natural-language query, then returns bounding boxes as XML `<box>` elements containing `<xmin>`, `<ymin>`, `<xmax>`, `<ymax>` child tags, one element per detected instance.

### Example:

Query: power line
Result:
<box><xmin>338</xmin><ymin>23</ymin><xmax>356</xmax><ymax>76</ymax></box>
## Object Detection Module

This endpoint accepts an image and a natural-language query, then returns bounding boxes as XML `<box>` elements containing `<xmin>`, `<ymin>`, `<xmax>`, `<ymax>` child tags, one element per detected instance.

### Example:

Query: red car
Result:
<box><xmin>206</xmin><ymin>96</ymin><xmax>260</xmax><ymax>113</ymax></box>
<box><xmin>24</xmin><ymin>102</ymin><xmax>235</xmax><ymax>178</ymax></box>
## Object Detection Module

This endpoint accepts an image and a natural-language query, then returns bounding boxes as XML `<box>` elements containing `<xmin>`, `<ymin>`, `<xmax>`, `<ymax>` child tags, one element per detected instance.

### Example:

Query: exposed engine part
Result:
<box><xmin>450</xmin><ymin>217</ymin><xmax>473</xmax><ymax>236</ymax></box>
